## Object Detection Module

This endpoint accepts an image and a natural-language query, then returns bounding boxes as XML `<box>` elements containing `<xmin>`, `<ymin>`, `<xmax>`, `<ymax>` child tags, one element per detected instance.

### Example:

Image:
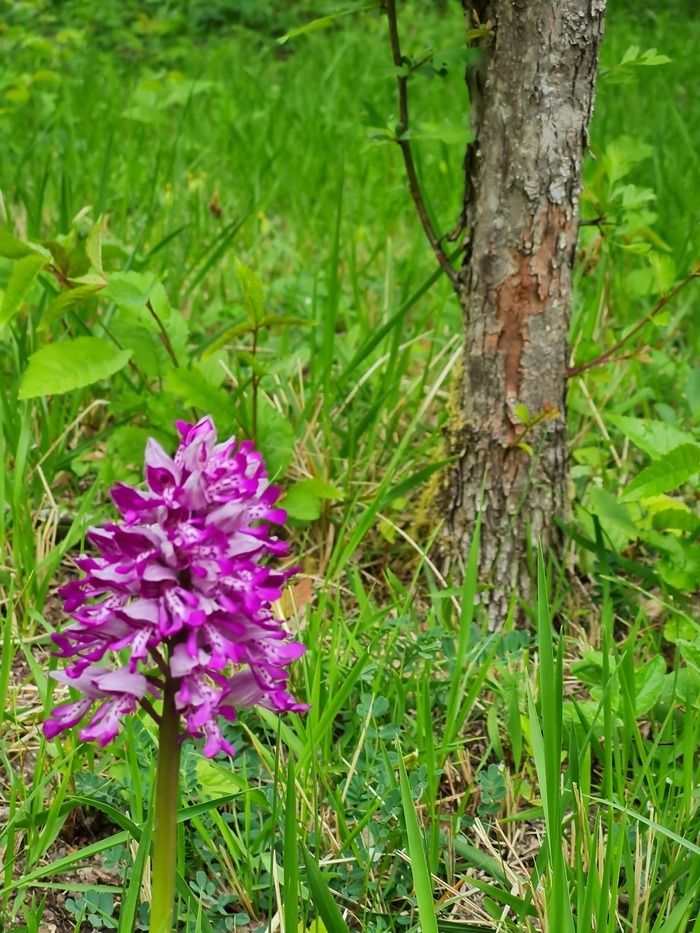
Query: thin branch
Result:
<box><xmin>567</xmin><ymin>268</ymin><xmax>699</xmax><ymax>378</ymax></box>
<box><xmin>146</xmin><ymin>299</ymin><xmax>180</xmax><ymax>368</ymax></box>
<box><xmin>384</xmin><ymin>0</ymin><xmax>458</xmax><ymax>288</ymax></box>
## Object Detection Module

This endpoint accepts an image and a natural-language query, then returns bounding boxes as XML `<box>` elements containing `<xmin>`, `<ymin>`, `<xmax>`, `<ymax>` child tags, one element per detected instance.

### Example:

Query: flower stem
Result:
<box><xmin>150</xmin><ymin>678</ymin><xmax>181</xmax><ymax>933</ymax></box>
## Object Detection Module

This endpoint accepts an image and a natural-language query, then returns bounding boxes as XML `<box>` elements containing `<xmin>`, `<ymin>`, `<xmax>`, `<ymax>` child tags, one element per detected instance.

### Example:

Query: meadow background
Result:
<box><xmin>0</xmin><ymin>1</ymin><xmax>699</xmax><ymax>930</ymax></box>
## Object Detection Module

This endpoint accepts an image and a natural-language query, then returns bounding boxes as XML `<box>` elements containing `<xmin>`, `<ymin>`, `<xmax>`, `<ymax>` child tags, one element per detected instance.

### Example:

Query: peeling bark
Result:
<box><xmin>442</xmin><ymin>0</ymin><xmax>606</xmax><ymax>626</ymax></box>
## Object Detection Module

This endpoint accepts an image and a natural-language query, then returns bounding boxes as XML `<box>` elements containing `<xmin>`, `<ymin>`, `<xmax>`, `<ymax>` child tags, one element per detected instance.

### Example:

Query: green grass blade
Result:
<box><xmin>397</xmin><ymin>748</ymin><xmax>438</xmax><ymax>933</ymax></box>
<box><xmin>283</xmin><ymin>755</ymin><xmax>299</xmax><ymax>933</ymax></box>
<box><xmin>302</xmin><ymin>846</ymin><xmax>351</xmax><ymax>933</ymax></box>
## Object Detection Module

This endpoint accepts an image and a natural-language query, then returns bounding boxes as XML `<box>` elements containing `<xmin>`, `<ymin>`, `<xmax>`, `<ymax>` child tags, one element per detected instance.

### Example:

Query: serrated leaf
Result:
<box><xmin>40</xmin><ymin>283</ymin><xmax>102</xmax><ymax>331</ymax></box>
<box><xmin>651</xmin><ymin>507</ymin><xmax>699</xmax><ymax>534</ymax></box>
<box><xmin>588</xmin><ymin>486</ymin><xmax>638</xmax><ymax>543</ymax></box>
<box><xmin>607</xmin><ymin>414</ymin><xmax>696</xmax><ymax>460</ymax></box>
<box><xmin>622</xmin><ymin>444</ymin><xmax>700</xmax><ymax>502</ymax></box>
<box><xmin>19</xmin><ymin>337</ymin><xmax>132</xmax><ymax>398</ymax></box>
<box><xmin>0</xmin><ymin>253</ymin><xmax>49</xmax><ymax>327</ymax></box>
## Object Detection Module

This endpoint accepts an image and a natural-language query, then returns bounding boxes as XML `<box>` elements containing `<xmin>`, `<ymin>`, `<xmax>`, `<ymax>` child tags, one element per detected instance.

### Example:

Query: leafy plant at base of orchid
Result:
<box><xmin>43</xmin><ymin>416</ymin><xmax>308</xmax><ymax>932</ymax></box>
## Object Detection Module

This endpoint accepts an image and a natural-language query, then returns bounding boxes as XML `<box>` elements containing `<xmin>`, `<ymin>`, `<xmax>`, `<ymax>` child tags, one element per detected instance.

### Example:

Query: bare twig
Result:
<box><xmin>567</xmin><ymin>268</ymin><xmax>699</xmax><ymax>378</ymax></box>
<box><xmin>384</xmin><ymin>0</ymin><xmax>458</xmax><ymax>288</ymax></box>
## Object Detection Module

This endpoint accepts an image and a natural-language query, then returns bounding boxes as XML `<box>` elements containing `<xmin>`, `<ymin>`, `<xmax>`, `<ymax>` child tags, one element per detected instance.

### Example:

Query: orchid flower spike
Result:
<box><xmin>45</xmin><ymin>416</ymin><xmax>308</xmax><ymax>757</ymax></box>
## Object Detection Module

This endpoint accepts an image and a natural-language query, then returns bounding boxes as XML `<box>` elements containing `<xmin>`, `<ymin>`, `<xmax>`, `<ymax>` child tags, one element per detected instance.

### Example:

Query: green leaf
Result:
<box><xmin>284</xmin><ymin>479</ymin><xmax>344</xmax><ymax>522</ymax></box>
<box><xmin>607</xmin><ymin>414</ymin><xmax>696</xmax><ymax>459</ymax></box>
<box><xmin>102</xmin><ymin>270</ymin><xmax>156</xmax><ymax>307</ymax></box>
<box><xmin>652</xmin><ymin>507</ymin><xmax>700</xmax><ymax>534</ymax></box>
<box><xmin>397</xmin><ymin>750</ymin><xmax>439</xmax><ymax>933</ymax></box>
<box><xmin>85</xmin><ymin>215</ymin><xmax>105</xmax><ymax>275</ymax></box>
<box><xmin>588</xmin><ymin>487</ymin><xmax>638</xmax><ymax>545</ymax></box>
<box><xmin>235</xmin><ymin>259</ymin><xmax>265</xmax><ymax>326</ymax></box>
<box><xmin>195</xmin><ymin>759</ymin><xmax>266</xmax><ymax>807</ymax></box>
<box><xmin>18</xmin><ymin>337</ymin><xmax>132</xmax><ymax>398</ymax></box>
<box><xmin>686</xmin><ymin>368</ymin><xmax>700</xmax><ymax>418</ymax></box>
<box><xmin>164</xmin><ymin>367</ymin><xmax>235</xmax><ymax>434</ymax></box>
<box><xmin>0</xmin><ymin>253</ymin><xmax>48</xmax><ymax>327</ymax></box>
<box><xmin>255</xmin><ymin>401</ymin><xmax>295</xmax><ymax>478</ymax></box>
<box><xmin>40</xmin><ymin>283</ymin><xmax>103</xmax><ymax>331</ymax></box>
<box><xmin>621</xmin><ymin>444</ymin><xmax>700</xmax><ymax>501</ymax></box>
<box><xmin>634</xmin><ymin>656</ymin><xmax>666</xmax><ymax>716</ymax></box>
<box><xmin>0</xmin><ymin>227</ymin><xmax>50</xmax><ymax>260</ymax></box>
<box><xmin>603</xmin><ymin>136</ymin><xmax>653</xmax><ymax>186</ymax></box>
<box><xmin>278</xmin><ymin>6</ymin><xmax>368</xmax><ymax>44</ymax></box>
<box><xmin>639</xmin><ymin>48</ymin><xmax>672</xmax><ymax>66</ymax></box>
<box><xmin>284</xmin><ymin>756</ymin><xmax>299</xmax><ymax>933</ymax></box>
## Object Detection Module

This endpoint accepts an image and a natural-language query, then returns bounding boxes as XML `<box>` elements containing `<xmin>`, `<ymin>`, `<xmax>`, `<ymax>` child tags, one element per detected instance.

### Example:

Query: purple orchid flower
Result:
<box><xmin>45</xmin><ymin>416</ymin><xmax>308</xmax><ymax>757</ymax></box>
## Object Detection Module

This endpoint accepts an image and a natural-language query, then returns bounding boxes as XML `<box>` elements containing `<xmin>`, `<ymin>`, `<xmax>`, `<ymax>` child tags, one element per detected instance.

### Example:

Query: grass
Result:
<box><xmin>1</xmin><ymin>1</ymin><xmax>699</xmax><ymax>930</ymax></box>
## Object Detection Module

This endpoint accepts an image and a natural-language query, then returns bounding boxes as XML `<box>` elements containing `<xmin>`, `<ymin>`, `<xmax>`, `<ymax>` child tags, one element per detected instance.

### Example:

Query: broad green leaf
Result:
<box><xmin>165</xmin><ymin>367</ymin><xmax>235</xmax><ymax>433</ymax></box>
<box><xmin>102</xmin><ymin>270</ymin><xmax>156</xmax><ymax>307</ymax></box>
<box><xmin>0</xmin><ymin>227</ymin><xmax>49</xmax><ymax>260</ymax></box>
<box><xmin>602</xmin><ymin>136</ymin><xmax>653</xmax><ymax>186</ymax></box>
<box><xmin>678</xmin><ymin>641</ymin><xmax>700</xmax><ymax>678</ymax></box>
<box><xmin>284</xmin><ymin>478</ymin><xmax>345</xmax><ymax>522</ymax></box>
<box><xmin>0</xmin><ymin>253</ymin><xmax>48</xmax><ymax>327</ymax></box>
<box><xmin>255</xmin><ymin>401</ymin><xmax>295</xmax><ymax>478</ymax></box>
<box><xmin>652</xmin><ymin>508</ymin><xmax>700</xmax><ymax>534</ymax></box>
<box><xmin>621</xmin><ymin>444</ymin><xmax>700</xmax><ymax>501</ymax></box>
<box><xmin>588</xmin><ymin>486</ymin><xmax>638</xmax><ymax>545</ymax></box>
<box><xmin>607</xmin><ymin>414</ymin><xmax>696</xmax><ymax>459</ymax></box>
<box><xmin>110</xmin><ymin>319</ymin><xmax>164</xmax><ymax>379</ymax></box>
<box><xmin>19</xmin><ymin>337</ymin><xmax>132</xmax><ymax>398</ymax></box>
<box><xmin>634</xmin><ymin>656</ymin><xmax>666</xmax><ymax>716</ymax></box>
<box><xmin>283</xmin><ymin>486</ymin><xmax>321</xmax><ymax>522</ymax></box>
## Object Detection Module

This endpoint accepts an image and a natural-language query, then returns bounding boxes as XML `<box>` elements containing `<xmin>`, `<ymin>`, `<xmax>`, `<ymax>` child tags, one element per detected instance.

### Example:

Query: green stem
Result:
<box><xmin>150</xmin><ymin>678</ymin><xmax>181</xmax><ymax>933</ymax></box>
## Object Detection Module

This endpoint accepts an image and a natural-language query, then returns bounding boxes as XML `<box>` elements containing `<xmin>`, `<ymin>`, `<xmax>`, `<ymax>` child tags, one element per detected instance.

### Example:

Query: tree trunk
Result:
<box><xmin>442</xmin><ymin>0</ymin><xmax>606</xmax><ymax>625</ymax></box>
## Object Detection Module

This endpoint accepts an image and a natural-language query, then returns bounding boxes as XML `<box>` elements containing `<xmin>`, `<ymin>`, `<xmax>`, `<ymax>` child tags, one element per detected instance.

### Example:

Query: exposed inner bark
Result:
<box><xmin>442</xmin><ymin>0</ymin><xmax>606</xmax><ymax>626</ymax></box>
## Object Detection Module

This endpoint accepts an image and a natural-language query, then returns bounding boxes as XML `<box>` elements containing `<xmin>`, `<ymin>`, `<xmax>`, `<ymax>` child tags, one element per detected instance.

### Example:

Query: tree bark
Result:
<box><xmin>442</xmin><ymin>0</ymin><xmax>606</xmax><ymax>625</ymax></box>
